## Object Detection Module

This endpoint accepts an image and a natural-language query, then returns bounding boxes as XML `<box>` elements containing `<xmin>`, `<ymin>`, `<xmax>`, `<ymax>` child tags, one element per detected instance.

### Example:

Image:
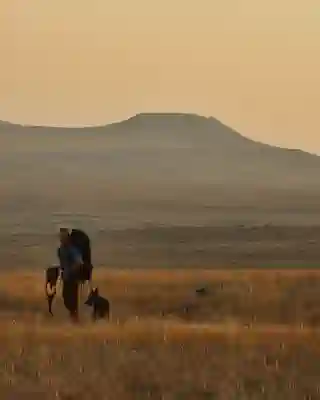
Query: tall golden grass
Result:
<box><xmin>0</xmin><ymin>268</ymin><xmax>319</xmax><ymax>399</ymax></box>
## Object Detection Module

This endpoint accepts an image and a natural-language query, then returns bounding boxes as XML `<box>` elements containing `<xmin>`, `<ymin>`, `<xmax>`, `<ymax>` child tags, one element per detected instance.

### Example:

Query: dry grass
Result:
<box><xmin>0</xmin><ymin>268</ymin><xmax>320</xmax><ymax>399</ymax></box>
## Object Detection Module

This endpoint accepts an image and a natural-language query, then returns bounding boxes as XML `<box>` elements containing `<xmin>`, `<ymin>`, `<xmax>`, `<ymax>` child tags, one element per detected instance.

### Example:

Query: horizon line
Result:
<box><xmin>0</xmin><ymin>113</ymin><xmax>318</xmax><ymax>157</ymax></box>
<box><xmin>0</xmin><ymin>112</ymin><xmax>217</xmax><ymax>129</ymax></box>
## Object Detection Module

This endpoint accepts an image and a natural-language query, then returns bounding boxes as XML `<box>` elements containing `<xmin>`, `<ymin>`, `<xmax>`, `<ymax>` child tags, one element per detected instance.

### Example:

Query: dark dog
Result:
<box><xmin>84</xmin><ymin>288</ymin><xmax>110</xmax><ymax>321</ymax></box>
<box><xmin>45</xmin><ymin>266</ymin><xmax>60</xmax><ymax>315</ymax></box>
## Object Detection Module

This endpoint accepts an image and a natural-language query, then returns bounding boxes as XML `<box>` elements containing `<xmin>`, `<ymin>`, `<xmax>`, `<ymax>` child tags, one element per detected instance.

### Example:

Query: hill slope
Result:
<box><xmin>1</xmin><ymin>113</ymin><xmax>320</xmax><ymax>265</ymax></box>
<box><xmin>0</xmin><ymin>112</ymin><xmax>319</xmax><ymax>188</ymax></box>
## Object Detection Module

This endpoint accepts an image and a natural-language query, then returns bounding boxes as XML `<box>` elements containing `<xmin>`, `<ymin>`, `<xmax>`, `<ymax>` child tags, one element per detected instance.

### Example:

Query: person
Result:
<box><xmin>58</xmin><ymin>227</ymin><xmax>83</xmax><ymax>322</ymax></box>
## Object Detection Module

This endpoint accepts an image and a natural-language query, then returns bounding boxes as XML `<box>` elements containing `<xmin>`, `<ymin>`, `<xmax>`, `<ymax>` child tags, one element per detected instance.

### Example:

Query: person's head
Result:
<box><xmin>59</xmin><ymin>228</ymin><xmax>70</xmax><ymax>245</ymax></box>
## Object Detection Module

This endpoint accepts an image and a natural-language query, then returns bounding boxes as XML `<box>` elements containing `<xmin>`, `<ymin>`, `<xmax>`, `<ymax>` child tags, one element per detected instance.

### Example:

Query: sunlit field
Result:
<box><xmin>0</xmin><ymin>268</ymin><xmax>320</xmax><ymax>399</ymax></box>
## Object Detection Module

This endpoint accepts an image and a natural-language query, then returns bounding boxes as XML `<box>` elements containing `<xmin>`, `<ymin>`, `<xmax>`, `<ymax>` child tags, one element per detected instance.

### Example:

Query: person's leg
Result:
<box><xmin>69</xmin><ymin>279</ymin><xmax>79</xmax><ymax>322</ymax></box>
<box><xmin>87</xmin><ymin>265</ymin><xmax>93</xmax><ymax>293</ymax></box>
<box><xmin>81</xmin><ymin>263</ymin><xmax>93</xmax><ymax>293</ymax></box>
<box><xmin>87</xmin><ymin>264</ymin><xmax>94</xmax><ymax>292</ymax></box>
<box><xmin>62</xmin><ymin>279</ymin><xmax>79</xmax><ymax>322</ymax></box>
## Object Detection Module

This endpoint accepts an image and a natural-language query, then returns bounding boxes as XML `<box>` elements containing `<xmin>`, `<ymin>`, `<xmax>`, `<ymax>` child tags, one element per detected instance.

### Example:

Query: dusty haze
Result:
<box><xmin>1</xmin><ymin>114</ymin><xmax>320</xmax><ymax>268</ymax></box>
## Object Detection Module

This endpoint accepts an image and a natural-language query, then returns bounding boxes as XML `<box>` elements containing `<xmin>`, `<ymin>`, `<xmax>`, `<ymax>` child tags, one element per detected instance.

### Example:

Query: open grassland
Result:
<box><xmin>0</xmin><ymin>269</ymin><xmax>320</xmax><ymax>399</ymax></box>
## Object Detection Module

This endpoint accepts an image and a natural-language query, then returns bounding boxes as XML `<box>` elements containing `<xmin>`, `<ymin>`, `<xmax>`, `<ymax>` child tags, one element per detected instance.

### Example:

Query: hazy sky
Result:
<box><xmin>1</xmin><ymin>1</ymin><xmax>319</xmax><ymax>152</ymax></box>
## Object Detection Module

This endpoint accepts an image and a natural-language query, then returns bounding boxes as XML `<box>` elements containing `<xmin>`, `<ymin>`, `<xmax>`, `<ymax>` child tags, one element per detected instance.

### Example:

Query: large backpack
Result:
<box><xmin>70</xmin><ymin>229</ymin><xmax>93</xmax><ymax>283</ymax></box>
<box><xmin>70</xmin><ymin>229</ymin><xmax>91</xmax><ymax>264</ymax></box>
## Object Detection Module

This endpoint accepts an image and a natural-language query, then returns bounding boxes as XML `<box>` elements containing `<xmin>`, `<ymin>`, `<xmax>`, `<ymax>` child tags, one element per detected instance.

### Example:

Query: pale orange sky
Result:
<box><xmin>1</xmin><ymin>0</ymin><xmax>319</xmax><ymax>152</ymax></box>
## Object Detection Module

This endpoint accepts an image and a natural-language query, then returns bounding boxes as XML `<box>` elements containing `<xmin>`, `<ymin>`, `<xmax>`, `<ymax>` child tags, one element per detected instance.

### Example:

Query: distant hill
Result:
<box><xmin>1</xmin><ymin>112</ymin><xmax>319</xmax><ymax>189</ymax></box>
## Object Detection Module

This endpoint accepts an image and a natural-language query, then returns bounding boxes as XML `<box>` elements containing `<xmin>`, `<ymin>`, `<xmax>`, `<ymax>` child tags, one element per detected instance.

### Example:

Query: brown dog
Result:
<box><xmin>84</xmin><ymin>288</ymin><xmax>110</xmax><ymax>321</ymax></box>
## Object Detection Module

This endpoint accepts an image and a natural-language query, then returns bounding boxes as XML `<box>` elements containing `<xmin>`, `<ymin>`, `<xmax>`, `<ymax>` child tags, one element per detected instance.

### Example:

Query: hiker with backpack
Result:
<box><xmin>58</xmin><ymin>228</ymin><xmax>83</xmax><ymax>322</ymax></box>
<box><xmin>45</xmin><ymin>227</ymin><xmax>94</xmax><ymax>320</ymax></box>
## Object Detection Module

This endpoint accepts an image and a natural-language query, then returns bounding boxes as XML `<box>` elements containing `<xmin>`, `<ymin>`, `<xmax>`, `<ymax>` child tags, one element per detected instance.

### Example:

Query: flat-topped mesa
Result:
<box><xmin>0</xmin><ymin>112</ymin><xmax>318</xmax><ymax>159</ymax></box>
<box><xmin>126</xmin><ymin>112</ymin><xmax>214</xmax><ymax>126</ymax></box>
<box><xmin>121</xmin><ymin>112</ymin><xmax>243</xmax><ymax>139</ymax></box>
<box><xmin>130</xmin><ymin>112</ymin><xmax>200</xmax><ymax>119</ymax></box>
<box><xmin>0</xmin><ymin>111</ymin><xmax>319</xmax><ymax>188</ymax></box>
